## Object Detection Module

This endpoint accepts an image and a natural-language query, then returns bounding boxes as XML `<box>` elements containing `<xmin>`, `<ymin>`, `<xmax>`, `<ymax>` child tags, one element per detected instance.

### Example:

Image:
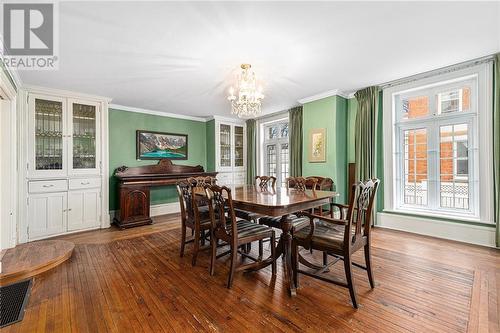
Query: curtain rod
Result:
<box><xmin>379</xmin><ymin>54</ymin><xmax>494</xmax><ymax>90</ymax></box>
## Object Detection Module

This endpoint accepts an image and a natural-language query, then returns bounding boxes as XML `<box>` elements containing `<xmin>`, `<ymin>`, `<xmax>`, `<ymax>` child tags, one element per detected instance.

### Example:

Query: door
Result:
<box><xmin>263</xmin><ymin>121</ymin><xmax>289</xmax><ymax>186</ymax></box>
<box><xmin>68</xmin><ymin>189</ymin><xmax>100</xmax><ymax>231</ymax></box>
<box><xmin>28</xmin><ymin>94</ymin><xmax>67</xmax><ymax>177</ymax></box>
<box><xmin>28</xmin><ymin>192</ymin><xmax>67</xmax><ymax>240</ymax></box>
<box><xmin>68</xmin><ymin>99</ymin><xmax>100</xmax><ymax>175</ymax></box>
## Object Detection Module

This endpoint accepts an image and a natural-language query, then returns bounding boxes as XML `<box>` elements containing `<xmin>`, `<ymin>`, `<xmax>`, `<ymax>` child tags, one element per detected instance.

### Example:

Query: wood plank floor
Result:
<box><xmin>2</xmin><ymin>214</ymin><xmax>499</xmax><ymax>333</ymax></box>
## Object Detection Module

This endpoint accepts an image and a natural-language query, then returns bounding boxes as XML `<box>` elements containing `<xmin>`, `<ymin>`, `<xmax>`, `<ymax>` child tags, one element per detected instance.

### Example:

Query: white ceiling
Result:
<box><xmin>18</xmin><ymin>1</ymin><xmax>500</xmax><ymax>118</ymax></box>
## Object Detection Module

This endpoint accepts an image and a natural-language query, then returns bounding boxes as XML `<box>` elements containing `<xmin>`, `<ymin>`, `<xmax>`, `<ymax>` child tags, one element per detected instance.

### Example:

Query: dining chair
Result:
<box><xmin>176</xmin><ymin>177</ymin><xmax>216</xmax><ymax>266</ymax></box>
<box><xmin>259</xmin><ymin>176</ymin><xmax>314</xmax><ymax>230</ymax></box>
<box><xmin>205</xmin><ymin>184</ymin><xmax>277</xmax><ymax>288</ymax></box>
<box><xmin>291</xmin><ymin>179</ymin><xmax>380</xmax><ymax>309</ymax></box>
<box><xmin>234</xmin><ymin>175</ymin><xmax>277</xmax><ymax>223</ymax></box>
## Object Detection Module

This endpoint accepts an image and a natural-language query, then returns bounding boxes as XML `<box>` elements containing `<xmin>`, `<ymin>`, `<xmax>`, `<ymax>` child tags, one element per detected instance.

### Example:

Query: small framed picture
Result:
<box><xmin>309</xmin><ymin>128</ymin><xmax>326</xmax><ymax>162</ymax></box>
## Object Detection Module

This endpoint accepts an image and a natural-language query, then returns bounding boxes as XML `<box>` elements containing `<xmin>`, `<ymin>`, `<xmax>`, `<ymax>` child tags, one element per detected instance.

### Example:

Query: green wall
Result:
<box><xmin>108</xmin><ymin>109</ymin><xmax>207</xmax><ymax>210</ymax></box>
<box><xmin>302</xmin><ymin>95</ymin><xmax>348</xmax><ymax>203</ymax></box>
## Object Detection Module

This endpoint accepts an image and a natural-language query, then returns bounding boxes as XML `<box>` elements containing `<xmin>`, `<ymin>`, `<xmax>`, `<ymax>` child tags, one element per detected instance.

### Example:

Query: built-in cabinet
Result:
<box><xmin>213</xmin><ymin>118</ymin><xmax>246</xmax><ymax>185</ymax></box>
<box><xmin>20</xmin><ymin>87</ymin><xmax>109</xmax><ymax>242</ymax></box>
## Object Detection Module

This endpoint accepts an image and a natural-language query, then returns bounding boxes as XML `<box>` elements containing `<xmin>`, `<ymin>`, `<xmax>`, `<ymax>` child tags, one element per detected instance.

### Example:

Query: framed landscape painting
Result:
<box><xmin>309</xmin><ymin>128</ymin><xmax>326</xmax><ymax>162</ymax></box>
<box><xmin>136</xmin><ymin>130</ymin><xmax>188</xmax><ymax>160</ymax></box>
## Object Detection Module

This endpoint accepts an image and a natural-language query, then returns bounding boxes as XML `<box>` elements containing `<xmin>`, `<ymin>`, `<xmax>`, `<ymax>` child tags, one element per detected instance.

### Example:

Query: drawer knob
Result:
<box><xmin>42</xmin><ymin>184</ymin><xmax>55</xmax><ymax>188</ymax></box>
<box><xmin>81</xmin><ymin>181</ymin><xmax>90</xmax><ymax>185</ymax></box>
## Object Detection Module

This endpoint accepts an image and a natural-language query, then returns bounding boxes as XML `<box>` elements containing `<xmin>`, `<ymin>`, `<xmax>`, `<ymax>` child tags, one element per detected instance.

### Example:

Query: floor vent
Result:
<box><xmin>0</xmin><ymin>279</ymin><xmax>32</xmax><ymax>328</ymax></box>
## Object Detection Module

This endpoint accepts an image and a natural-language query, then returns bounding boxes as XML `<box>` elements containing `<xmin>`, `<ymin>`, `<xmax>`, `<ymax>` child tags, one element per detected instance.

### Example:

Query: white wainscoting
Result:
<box><xmin>377</xmin><ymin>212</ymin><xmax>496</xmax><ymax>248</ymax></box>
<box><xmin>109</xmin><ymin>202</ymin><xmax>180</xmax><ymax>222</ymax></box>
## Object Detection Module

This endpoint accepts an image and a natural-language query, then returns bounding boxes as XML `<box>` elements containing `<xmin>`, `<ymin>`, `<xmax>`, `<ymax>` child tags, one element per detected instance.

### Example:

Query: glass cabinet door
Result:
<box><xmin>234</xmin><ymin>126</ymin><xmax>244</xmax><ymax>167</ymax></box>
<box><xmin>70</xmin><ymin>101</ymin><xmax>99</xmax><ymax>172</ymax></box>
<box><xmin>219</xmin><ymin>124</ymin><xmax>231</xmax><ymax>167</ymax></box>
<box><xmin>34</xmin><ymin>98</ymin><xmax>64</xmax><ymax>171</ymax></box>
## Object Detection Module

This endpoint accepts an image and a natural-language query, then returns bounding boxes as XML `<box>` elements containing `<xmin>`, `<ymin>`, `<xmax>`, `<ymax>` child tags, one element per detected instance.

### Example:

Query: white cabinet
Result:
<box><xmin>21</xmin><ymin>87</ymin><xmax>110</xmax><ymax>242</ymax></box>
<box><xmin>214</xmin><ymin>119</ymin><xmax>246</xmax><ymax>184</ymax></box>
<box><xmin>27</xmin><ymin>192</ymin><xmax>67</xmax><ymax>240</ymax></box>
<box><xmin>67</xmin><ymin>189</ymin><xmax>100</xmax><ymax>232</ymax></box>
<box><xmin>28</xmin><ymin>94</ymin><xmax>101</xmax><ymax>177</ymax></box>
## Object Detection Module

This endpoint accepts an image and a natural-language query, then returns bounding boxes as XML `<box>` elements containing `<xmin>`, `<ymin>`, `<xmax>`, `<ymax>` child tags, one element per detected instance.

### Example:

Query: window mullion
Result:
<box><xmin>428</xmin><ymin>122</ymin><xmax>439</xmax><ymax>211</ymax></box>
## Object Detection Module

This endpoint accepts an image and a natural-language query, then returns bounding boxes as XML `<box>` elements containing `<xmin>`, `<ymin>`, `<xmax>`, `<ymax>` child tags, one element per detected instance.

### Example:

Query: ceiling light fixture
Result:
<box><xmin>227</xmin><ymin>64</ymin><xmax>264</xmax><ymax>118</ymax></box>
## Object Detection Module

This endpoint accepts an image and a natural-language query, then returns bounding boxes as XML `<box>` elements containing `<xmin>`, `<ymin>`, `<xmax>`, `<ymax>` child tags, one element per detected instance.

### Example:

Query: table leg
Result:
<box><xmin>279</xmin><ymin>214</ymin><xmax>297</xmax><ymax>296</ymax></box>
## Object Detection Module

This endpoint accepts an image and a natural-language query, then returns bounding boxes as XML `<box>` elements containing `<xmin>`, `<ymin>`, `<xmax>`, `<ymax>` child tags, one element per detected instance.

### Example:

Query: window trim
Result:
<box><xmin>383</xmin><ymin>62</ymin><xmax>494</xmax><ymax>224</ymax></box>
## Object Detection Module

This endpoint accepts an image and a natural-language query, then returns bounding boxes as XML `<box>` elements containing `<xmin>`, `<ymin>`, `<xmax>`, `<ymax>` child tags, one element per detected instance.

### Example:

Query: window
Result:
<box><xmin>388</xmin><ymin>69</ymin><xmax>491</xmax><ymax>221</ymax></box>
<box><xmin>262</xmin><ymin>120</ymin><xmax>289</xmax><ymax>186</ymax></box>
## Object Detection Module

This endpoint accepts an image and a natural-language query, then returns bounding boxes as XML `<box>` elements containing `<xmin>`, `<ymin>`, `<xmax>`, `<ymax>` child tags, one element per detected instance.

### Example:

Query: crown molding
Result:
<box><xmin>297</xmin><ymin>89</ymin><xmax>355</xmax><ymax>104</ymax></box>
<box><xmin>110</xmin><ymin>104</ymin><xmax>208</xmax><ymax>122</ymax></box>
<box><xmin>23</xmin><ymin>84</ymin><xmax>112</xmax><ymax>102</ymax></box>
<box><xmin>206</xmin><ymin>115</ymin><xmax>245</xmax><ymax>124</ymax></box>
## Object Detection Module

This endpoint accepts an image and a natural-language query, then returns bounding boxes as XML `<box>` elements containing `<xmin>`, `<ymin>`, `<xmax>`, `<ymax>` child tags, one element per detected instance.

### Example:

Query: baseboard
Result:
<box><xmin>150</xmin><ymin>202</ymin><xmax>180</xmax><ymax>216</ymax></box>
<box><xmin>377</xmin><ymin>212</ymin><xmax>497</xmax><ymax>248</ymax></box>
<box><xmin>109</xmin><ymin>202</ymin><xmax>180</xmax><ymax>222</ymax></box>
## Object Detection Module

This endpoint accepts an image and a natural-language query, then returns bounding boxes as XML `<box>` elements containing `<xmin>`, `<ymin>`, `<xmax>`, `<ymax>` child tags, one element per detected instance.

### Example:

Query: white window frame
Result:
<box><xmin>259</xmin><ymin>117</ymin><xmax>289</xmax><ymax>186</ymax></box>
<box><xmin>383</xmin><ymin>63</ymin><xmax>494</xmax><ymax>224</ymax></box>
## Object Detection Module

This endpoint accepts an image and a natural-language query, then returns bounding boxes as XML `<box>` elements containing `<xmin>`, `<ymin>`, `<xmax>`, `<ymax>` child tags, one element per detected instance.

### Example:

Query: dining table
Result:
<box><xmin>219</xmin><ymin>185</ymin><xmax>339</xmax><ymax>296</ymax></box>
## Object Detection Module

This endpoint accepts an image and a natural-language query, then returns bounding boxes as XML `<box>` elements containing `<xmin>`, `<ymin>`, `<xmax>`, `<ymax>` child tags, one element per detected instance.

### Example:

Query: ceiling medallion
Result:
<box><xmin>227</xmin><ymin>64</ymin><xmax>264</xmax><ymax>118</ymax></box>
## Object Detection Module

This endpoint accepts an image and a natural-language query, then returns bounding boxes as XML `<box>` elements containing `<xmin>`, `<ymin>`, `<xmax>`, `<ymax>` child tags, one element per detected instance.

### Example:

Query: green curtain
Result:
<box><xmin>289</xmin><ymin>106</ymin><xmax>303</xmax><ymax>177</ymax></box>
<box><xmin>354</xmin><ymin>86</ymin><xmax>380</xmax><ymax>182</ymax></box>
<box><xmin>494</xmin><ymin>54</ymin><xmax>500</xmax><ymax>247</ymax></box>
<box><xmin>246</xmin><ymin>119</ymin><xmax>256</xmax><ymax>185</ymax></box>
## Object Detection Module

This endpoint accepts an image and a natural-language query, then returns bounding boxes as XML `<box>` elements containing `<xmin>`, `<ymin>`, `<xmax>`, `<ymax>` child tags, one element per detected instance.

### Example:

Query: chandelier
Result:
<box><xmin>227</xmin><ymin>64</ymin><xmax>264</xmax><ymax>118</ymax></box>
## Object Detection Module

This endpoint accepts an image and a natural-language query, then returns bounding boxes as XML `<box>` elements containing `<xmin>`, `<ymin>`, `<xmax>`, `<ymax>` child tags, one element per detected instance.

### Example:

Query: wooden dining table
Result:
<box><xmin>221</xmin><ymin>185</ymin><xmax>339</xmax><ymax>296</ymax></box>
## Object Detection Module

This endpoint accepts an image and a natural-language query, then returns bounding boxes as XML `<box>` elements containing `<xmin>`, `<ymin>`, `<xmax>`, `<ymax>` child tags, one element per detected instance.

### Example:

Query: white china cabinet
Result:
<box><xmin>19</xmin><ymin>87</ymin><xmax>110</xmax><ymax>242</ymax></box>
<box><xmin>213</xmin><ymin>118</ymin><xmax>246</xmax><ymax>185</ymax></box>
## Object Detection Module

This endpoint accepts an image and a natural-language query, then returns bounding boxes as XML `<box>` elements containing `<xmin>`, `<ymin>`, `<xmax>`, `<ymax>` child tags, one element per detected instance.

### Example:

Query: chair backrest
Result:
<box><xmin>255</xmin><ymin>176</ymin><xmax>276</xmax><ymax>190</ymax></box>
<box><xmin>286</xmin><ymin>176</ymin><xmax>318</xmax><ymax>191</ymax></box>
<box><xmin>344</xmin><ymin>179</ymin><xmax>380</xmax><ymax>247</ymax></box>
<box><xmin>187</xmin><ymin>176</ymin><xmax>216</xmax><ymax>206</ymax></box>
<box><xmin>204</xmin><ymin>184</ymin><xmax>238</xmax><ymax>244</ymax></box>
<box><xmin>307</xmin><ymin>176</ymin><xmax>334</xmax><ymax>191</ymax></box>
<box><xmin>176</xmin><ymin>180</ymin><xmax>197</xmax><ymax>224</ymax></box>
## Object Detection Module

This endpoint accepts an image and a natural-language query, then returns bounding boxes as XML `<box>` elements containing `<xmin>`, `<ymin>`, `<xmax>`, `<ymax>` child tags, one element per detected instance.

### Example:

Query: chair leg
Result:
<box><xmin>323</xmin><ymin>251</ymin><xmax>328</xmax><ymax>266</ymax></box>
<box><xmin>192</xmin><ymin>226</ymin><xmax>200</xmax><ymax>266</ymax></box>
<box><xmin>210</xmin><ymin>231</ymin><xmax>217</xmax><ymax>276</ymax></box>
<box><xmin>227</xmin><ymin>244</ymin><xmax>238</xmax><ymax>289</ymax></box>
<box><xmin>180</xmin><ymin>224</ymin><xmax>186</xmax><ymax>257</ymax></box>
<box><xmin>258</xmin><ymin>240</ymin><xmax>263</xmax><ymax>260</ymax></box>
<box><xmin>271</xmin><ymin>233</ymin><xmax>276</xmax><ymax>277</ymax></box>
<box><xmin>291</xmin><ymin>241</ymin><xmax>298</xmax><ymax>288</ymax></box>
<box><xmin>246</xmin><ymin>243</ymin><xmax>252</xmax><ymax>254</ymax></box>
<box><xmin>364</xmin><ymin>244</ymin><xmax>375</xmax><ymax>289</ymax></box>
<box><xmin>344</xmin><ymin>255</ymin><xmax>358</xmax><ymax>309</ymax></box>
<box><xmin>201</xmin><ymin>230</ymin><xmax>206</xmax><ymax>246</ymax></box>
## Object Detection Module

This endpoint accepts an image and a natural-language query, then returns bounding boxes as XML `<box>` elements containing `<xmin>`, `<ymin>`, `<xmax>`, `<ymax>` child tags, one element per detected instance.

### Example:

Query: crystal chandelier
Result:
<box><xmin>227</xmin><ymin>64</ymin><xmax>264</xmax><ymax>118</ymax></box>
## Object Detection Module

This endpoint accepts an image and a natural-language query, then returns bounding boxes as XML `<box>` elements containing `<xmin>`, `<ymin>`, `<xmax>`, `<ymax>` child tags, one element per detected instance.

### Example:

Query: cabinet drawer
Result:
<box><xmin>69</xmin><ymin>178</ymin><xmax>101</xmax><ymax>190</ymax></box>
<box><xmin>234</xmin><ymin>172</ymin><xmax>245</xmax><ymax>179</ymax></box>
<box><xmin>29</xmin><ymin>180</ymin><xmax>68</xmax><ymax>193</ymax></box>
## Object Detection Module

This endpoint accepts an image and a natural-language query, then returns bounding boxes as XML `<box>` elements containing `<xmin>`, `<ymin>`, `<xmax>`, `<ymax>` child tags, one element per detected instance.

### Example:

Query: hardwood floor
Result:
<box><xmin>0</xmin><ymin>240</ymin><xmax>74</xmax><ymax>286</ymax></box>
<box><xmin>2</xmin><ymin>214</ymin><xmax>498</xmax><ymax>332</ymax></box>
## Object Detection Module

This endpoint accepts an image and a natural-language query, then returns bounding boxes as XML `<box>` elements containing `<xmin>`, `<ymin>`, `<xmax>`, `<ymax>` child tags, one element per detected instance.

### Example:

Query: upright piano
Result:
<box><xmin>113</xmin><ymin>159</ymin><xmax>217</xmax><ymax>229</ymax></box>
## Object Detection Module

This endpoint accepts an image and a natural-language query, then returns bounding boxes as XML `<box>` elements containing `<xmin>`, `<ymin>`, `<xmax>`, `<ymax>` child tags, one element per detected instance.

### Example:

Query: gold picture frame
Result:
<box><xmin>309</xmin><ymin>128</ymin><xmax>326</xmax><ymax>162</ymax></box>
